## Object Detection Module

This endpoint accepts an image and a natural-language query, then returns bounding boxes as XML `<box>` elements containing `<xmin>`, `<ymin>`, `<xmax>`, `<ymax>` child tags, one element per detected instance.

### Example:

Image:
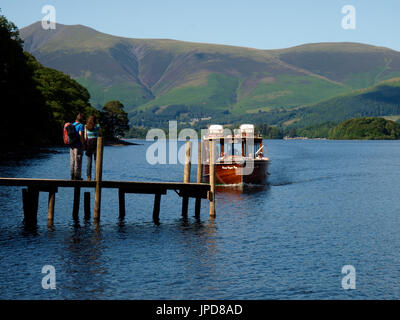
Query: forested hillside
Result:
<box><xmin>1</xmin><ymin>13</ymin><xmax>97</xmax><ymax>150</ymax></box>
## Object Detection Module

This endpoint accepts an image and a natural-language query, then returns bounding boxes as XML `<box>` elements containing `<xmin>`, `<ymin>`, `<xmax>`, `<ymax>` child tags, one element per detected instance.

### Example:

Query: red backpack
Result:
<box><xmin>63</xmin><ymin>123</ymin><xmax>79</xmax><ymax>145</ymax></box>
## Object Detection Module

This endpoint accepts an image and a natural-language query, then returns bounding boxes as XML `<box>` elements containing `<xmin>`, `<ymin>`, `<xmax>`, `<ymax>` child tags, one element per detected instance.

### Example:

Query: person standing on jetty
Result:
<box><xmin>70</xmin><ymin>113</ymin><xmax>86</xmax><ymax>180</ymax></box>
<box><xmin>84</xmin><ymin>115</ymin><xmax>100</xmax><ymax>181</ymax></box>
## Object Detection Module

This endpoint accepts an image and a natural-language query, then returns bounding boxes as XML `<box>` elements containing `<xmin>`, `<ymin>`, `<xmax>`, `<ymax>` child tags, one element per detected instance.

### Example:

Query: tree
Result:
<box><xmin>1</xmin><ymin>11</ymin><xmax>52</xmax><ymax>147</ymax></box>
<box><xmin>1</xmin><ymin>11</ymin><xmax>98</xmax><ymax>149</ymax></box>
<box><xmin>29</xmin><ymin>53</ymin><xmax>96</xmax><ymax>126</ymax></box>
<box><xmin>329</xmin><ymin>117</ymin><xmax>400</xmax><ymax>140</ymax></box>
<box><xmin>256</xmin><ymin>123</ymin><xmax>284</xmax><ymax>139</ymax></box>
<box><xmin>100</xmin><ymin>100</ymin><xmax>130</xmax><ymax>140</ymax></box>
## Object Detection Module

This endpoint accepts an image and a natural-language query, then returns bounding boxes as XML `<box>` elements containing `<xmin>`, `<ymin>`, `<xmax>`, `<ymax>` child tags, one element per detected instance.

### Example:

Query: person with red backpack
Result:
<box><xmin>65</xmin><ymin>113</ymin><xmax>86</xmax><ymax>180</ymax></box>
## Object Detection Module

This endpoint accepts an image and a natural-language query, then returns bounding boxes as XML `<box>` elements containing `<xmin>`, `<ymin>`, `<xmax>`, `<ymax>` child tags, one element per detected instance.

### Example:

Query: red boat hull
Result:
<box><xmin>202</xmin><ymin>159</ymin><xmax>269</xmax><ymax>186</ymax></box>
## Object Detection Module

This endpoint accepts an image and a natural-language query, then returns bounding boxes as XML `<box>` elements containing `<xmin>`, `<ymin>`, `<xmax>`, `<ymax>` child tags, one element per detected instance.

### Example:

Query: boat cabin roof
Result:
<box><xmin>204</xmin><ymin>124</ymin><xmax>262</xmax><ymax>142</ymax></box>
<box><xmin>204</xmin><ymin>135</ymin><xmax>263</xmax><ymax>143</ymax></box>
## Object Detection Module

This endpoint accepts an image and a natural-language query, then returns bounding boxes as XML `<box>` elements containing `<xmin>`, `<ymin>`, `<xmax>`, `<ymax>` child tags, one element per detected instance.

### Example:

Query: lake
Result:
<box><xmin>1</xmin><ymin>140</ymin><xmax>400</xmax><ymax>299</ymax></box>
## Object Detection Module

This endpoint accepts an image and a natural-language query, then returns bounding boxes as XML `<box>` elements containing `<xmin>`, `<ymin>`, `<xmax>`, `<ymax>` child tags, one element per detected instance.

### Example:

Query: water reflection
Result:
<box><xmin>217</xmin><ymin>184</ymin><xmax>269</xmax><ymax>195</ymax></box>
<box><xmin>61</xmin><ymin>221</ymin><xmax>107</xmax><ymax>299</ymax></box>
<box><xmin>21</xmin><ymin>220</ymin><xmax>39</xmax><ymax>236</ymax></box>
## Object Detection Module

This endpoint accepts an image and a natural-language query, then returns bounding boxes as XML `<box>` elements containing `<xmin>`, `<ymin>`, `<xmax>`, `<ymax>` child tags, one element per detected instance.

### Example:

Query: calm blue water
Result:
<box><xmin>1</xmin><ymin>140</ymin><xmax>400</xmax><ymax>299</ymax></box>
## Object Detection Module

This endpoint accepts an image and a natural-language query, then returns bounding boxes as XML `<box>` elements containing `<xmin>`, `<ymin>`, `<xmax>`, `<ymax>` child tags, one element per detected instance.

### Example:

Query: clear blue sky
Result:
<box><xmin>1</xmin><ymin>0</ymin><xmax>399</xmax><ymax>51</ymax></box>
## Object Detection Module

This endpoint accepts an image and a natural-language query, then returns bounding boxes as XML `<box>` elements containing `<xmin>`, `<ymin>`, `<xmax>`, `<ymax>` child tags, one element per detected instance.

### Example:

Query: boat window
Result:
<box><xmin>245</xmin><ymin>142</ymin><xmax>255</xmax><ymax>158</ymax></box>
<box><xmin>225</xmin><ymin>142</ymin><xmax>233</xmax><ymax>156</ymax></box>
<box><xmin>233</xmin><ymin>143</ymin><xmax>242</xmax><ymax>156</ymax></box>
<box><xmin>254</xmin><ymin>142</ymin><xmax>263</xmax><ymax>157</ymax></box>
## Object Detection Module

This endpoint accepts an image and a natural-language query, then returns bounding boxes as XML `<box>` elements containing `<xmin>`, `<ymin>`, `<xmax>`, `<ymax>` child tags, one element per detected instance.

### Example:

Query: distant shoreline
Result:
<box><xmin>105</xmin><ymin>138</ymin><xmax>141</xmax><ymax>146</ymax></box>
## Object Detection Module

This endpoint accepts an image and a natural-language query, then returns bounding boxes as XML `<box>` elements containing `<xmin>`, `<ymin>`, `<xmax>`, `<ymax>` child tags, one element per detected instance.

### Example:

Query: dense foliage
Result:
<box><xmin>293</xmin><ymin>122</ymin><xmax>337</xmax><ymax>138</ymax></box>
<box><xmin>329</xmin><ymin>117</ymin><xmax>400</xmax><ymax>140</ymax></box>
<box><xmin>29</xmin><ymin>54</ymin><xmax>97</xmax><ymax>127</ymax></box>
<box><xmin>0</xmin><ymin>12</ymin><xmax>98</xmax><ymax>149</ymax></box>
<box><xmin>100</xmin><ymin>100</ymin><xmax>130</xmax><ymax>140</ymax></box>
<box><xmin>255</xmin><ymin>124</ymin><xmax>284</xmax><ymax>139</ymax></box>
<box><xmin>125</xmin><ymin>126</ymin><xmax>148</xmax><ymax>139</ymax></box>
<box><xmin>1</xmin><ymin>13</ymin><xmax>52</xmax><ymax>147</ymax></box>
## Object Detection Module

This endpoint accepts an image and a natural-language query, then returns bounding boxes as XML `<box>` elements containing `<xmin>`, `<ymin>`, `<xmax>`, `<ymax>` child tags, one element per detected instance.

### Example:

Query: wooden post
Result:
<box><xmin>118</xmin><ymin>189</ymin><xmax>125</xmax><ymax>219</ymax></box>
<box><xmin>195</xmin><ymin>195</ymin><xmax>201</xmax><ymax>218</ymax></box>
<box><xmin>196</xmin><ymin>140</ymin><xmax>202</xmax><ymax>182</ymax></box>
<box><xmin>94</xmin><ymin>136</ymin><xmax>104</xmax><ymax>221</ymax></box>
<box><xmin>22</xmin><ymin>188</ymin><xmax>39</xmax><ymax>224</ymax></box>
<box><xmin>84</xmin><ymin>192</ymin><xmax>91</xmax><ymax>220</ymax></box>
<box><xmin>209</xmin><ymin>139</ymin><xmax>216</xmax><ymax>218</ymax></box>
<box><xmin>47</xmin><ymin>191</ymin><xmax>56</xmax><ymax>221</ymax></box>
<box><xmin>182</xmin><ymin>141</ymin><xmax>192</xmax><ymax>217</ymax></box>
<box><xmin>183</xmin><ymin>141</ymin><xmax>192</xmax><ymax>182</ymax></box>
<box><xmin>29</xmin><ymin>187</ymin><xmax>39</xmax><ymax>219</ymax></box>
<box><xmin>195</xmin><ymin>140</ymin><xmax>202</xmax><ymax>217</ymax></box>
<box><xmin>22</xmin><ymin>188</ymin><xmax>33</xmax><ymax>223</ymax></box>
<box><xmin>72</xmin><ymin>187</ymin><xmax>80</xmax><ymax>219</ymax></box>
<box><xmin>153</xmin><ymin>193</ymin><xmax>161</xmax><ymax>225</ymax></box>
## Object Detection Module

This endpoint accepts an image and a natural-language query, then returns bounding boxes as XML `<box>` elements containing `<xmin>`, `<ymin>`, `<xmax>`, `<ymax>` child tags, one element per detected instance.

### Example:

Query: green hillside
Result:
<box><xmin>272</xmin><ymin>43</ymin><xmax>400</xmax><ymax>89</ymax></box>
<box><xmin>20</xmin><ymin>22</ymin><xmax>400</xmax><ymax>129</ymax></box>
<box><xmin>288</xmin><ymin>78</ymin><xmax>400</xmax><ymax>128</ymax></box>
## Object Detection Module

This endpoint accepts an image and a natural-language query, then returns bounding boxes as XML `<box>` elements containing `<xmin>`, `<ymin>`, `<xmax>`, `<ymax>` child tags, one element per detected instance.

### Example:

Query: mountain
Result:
<box><xmin>20</xmin><ymin>22</ymin><xmax>400</xmax><ymax>125</ymax></box>
<box><xmin>271</xmin><ymin>43</ymin><xmax>400</xmax><ymax>89</ymax></box>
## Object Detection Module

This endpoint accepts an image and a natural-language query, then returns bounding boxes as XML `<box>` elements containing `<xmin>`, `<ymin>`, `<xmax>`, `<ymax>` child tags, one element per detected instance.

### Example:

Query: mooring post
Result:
<box><xmin>22</xmin><ymin>188</ymin><xmax>36</xmax><ymax>224</ymax></box>
<box><xmin>72</xmin><ymin>187</ymin><xmax>81</xmax><ymax>219</ymax></box>
<box><xmin>182</xmin><ymin>141</ymin><xmax>192</xmax><ymax>217</ymax></box>
<box><xmin>118</xmin><ymin>189</ymin><xmax>125</xmax><ymax>219</ymax></box>
<box><xmin>30</xmin><ymin>187</ymin><xmax>39</xmax><ymax>218</ymax></box>
<box><xmin>84</xmin><ymin>192</ymin><xmax>91</xmax><ymax>220</ymax></box>
<box><xmin>22</xmin><ymin>188</ymin><xmax>29</xmax><ymax>214</ymax></box>
<box><xmin>195</xmin><ymin>140</ymin><xmax>202</xmax><ymax>217</ymax></box>
<box><xmin>209</xmin><ymin>139</ymin><xmax>216</xmax><ymax>218</ymax></box>
<box><xmin>22</xmin><ymin>188</ymin><xmax>39</xmax><ymax>224</ymax></box>
<box><xmin>153</xmin><ymin>193</ymin><xmax>161</xmax><ymax>225</ymax></box>
<box><xmin>47</xmin><ymin>190</ymin><xmax>56</xmax><ymax>221</ymax></box>
<box><xmin>94</xmin><ymin>136</ymin><xmax>104</xmax><ymax>221</ymax></box>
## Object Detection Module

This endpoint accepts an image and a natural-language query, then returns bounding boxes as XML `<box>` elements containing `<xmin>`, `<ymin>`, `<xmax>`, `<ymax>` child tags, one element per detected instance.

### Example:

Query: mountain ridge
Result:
<box><xmin>20</xmin><ymin>21</ymin><xmax>400</xmax><ymax>122</ymax></box>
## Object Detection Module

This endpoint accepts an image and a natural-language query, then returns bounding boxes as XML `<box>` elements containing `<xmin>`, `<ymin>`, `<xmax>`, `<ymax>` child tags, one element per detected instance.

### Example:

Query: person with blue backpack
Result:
<box><xmin>67</xmin><ymin>113</ymin><xmax>86</xmax><ymax>180</ymax></box>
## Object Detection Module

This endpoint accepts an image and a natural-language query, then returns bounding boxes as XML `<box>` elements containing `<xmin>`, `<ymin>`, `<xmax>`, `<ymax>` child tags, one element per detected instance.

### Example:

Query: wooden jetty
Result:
<box><xmin>0</xmin><ymin>138</ymin><xmax>217</xmax><ymax>225</ymax></box>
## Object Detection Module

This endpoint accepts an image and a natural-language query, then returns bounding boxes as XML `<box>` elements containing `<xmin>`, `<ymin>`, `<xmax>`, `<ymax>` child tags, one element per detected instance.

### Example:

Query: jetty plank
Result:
<box><xmin>0</xmin><ymin>178</ymin><xmax>210</xmax><ymax>198</ymax></box>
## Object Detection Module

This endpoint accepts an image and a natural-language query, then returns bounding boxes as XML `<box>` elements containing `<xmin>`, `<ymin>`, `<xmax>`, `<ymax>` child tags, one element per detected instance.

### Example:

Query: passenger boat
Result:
<box><xmin>201</xmin><ymin>124</ymin><xmax>269</xmax><ymax>187</ymax></box>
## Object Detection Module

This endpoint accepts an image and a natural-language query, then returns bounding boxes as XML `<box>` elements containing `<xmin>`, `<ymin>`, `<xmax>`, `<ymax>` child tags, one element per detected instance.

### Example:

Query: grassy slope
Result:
<box><xmin>20</xmin><ymin>23</ymin><xmax>400</xmax><ymax>123</ymax></box>
<box><xmin>289</xmin><ymin>78</ymin><xmax>400</xmax><ymax>127</ymax></box>
<box><xmin>272</xmin><ymin>42</ymin><xmax>400</xmax><ymax>89</ymax></box>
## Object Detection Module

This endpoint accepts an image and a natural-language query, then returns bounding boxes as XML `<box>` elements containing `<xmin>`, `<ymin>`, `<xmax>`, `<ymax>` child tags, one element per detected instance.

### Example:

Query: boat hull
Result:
<box><xmin>202</xmin><ymin>159</ymin><xmax>269</xmax><ymax>186</ymax></box>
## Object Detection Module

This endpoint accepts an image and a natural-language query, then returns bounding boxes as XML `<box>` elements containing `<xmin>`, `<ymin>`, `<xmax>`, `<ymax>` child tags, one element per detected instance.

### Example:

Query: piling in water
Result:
<box><xmin>195</xmin><ymin>140</ymin><xmax>202</xmax><ymax>217</ymax></box>
<box><xmin>84</xmin><ymin>192</ymin><xmax>91</xmax><ymax>220</ymax></box>
<box><xmin>209</xmin><ymin>140</ymin><xmax>216</xmax><ymax>218</ymax></box>
<box><xmin>182</xmin><ymin>141</ymin><xmax>192</xmax><ymax>217</ymax></box>
<box><xmin>72</xmin><ymin>187</ymin><xmax>80</xmax><ymax>219</ymax></box>
<box><xmin>47</xmin><ymin>189</ymin><xmax>56</xmax><ymax>221</ymax></box>
<box><xmin>94</xmin><ymin>137</ymin><xmax>104</xmax><ymax>221</ymax></box>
